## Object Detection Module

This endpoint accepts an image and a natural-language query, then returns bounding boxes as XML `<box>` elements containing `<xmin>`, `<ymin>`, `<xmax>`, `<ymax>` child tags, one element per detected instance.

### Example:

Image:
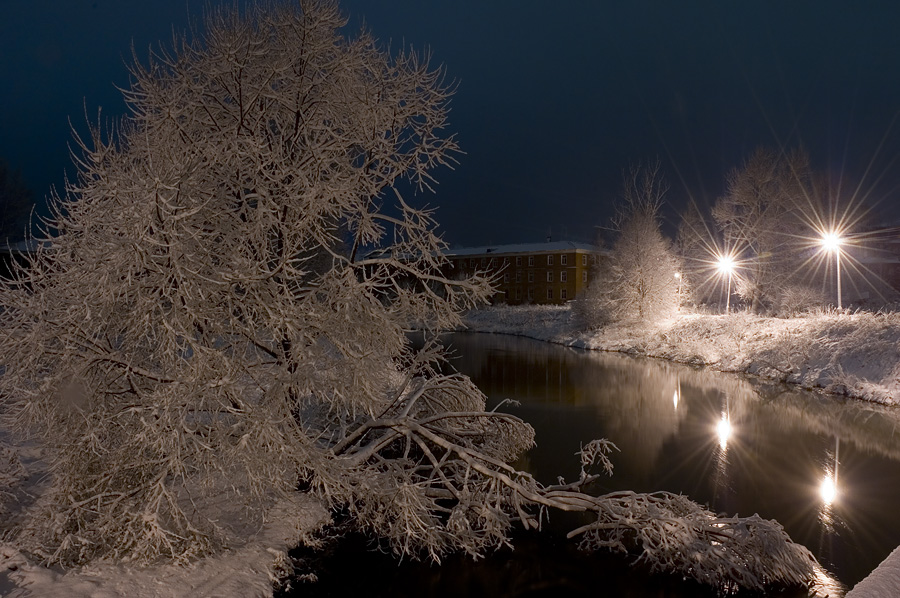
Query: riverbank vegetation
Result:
<box><xmin>464</xmin><ymin>304</ymin><xmax>900</xmax><ymax>406</ymax></box>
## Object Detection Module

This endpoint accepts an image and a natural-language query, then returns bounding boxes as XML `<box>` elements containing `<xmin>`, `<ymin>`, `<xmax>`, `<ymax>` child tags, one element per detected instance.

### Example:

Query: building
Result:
<box><xmin>443</xmin><ymin>241</ymin><xmax>605</xmax><ymax>305</ymax></box>
<box><xmin>0</xmin><ymin>239</ymin><xmax>41</xmax><ymax>279</ymax></box>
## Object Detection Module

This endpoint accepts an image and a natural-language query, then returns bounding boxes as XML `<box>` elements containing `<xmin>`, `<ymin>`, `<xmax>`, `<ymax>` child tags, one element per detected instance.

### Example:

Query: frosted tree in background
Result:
<box><xmin>581</xmin><ymin>162</ymin><xmax>680</xmax><ymax>326</ymax></box>
<box><xmin>712</xmin><ymin>147</ymin><xmax>810</xmax><ymax>312</ymax></box>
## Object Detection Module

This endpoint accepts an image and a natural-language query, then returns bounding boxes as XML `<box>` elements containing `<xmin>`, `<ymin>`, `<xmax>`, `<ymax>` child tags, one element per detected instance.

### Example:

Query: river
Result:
<box><xmin>285</xmin><ymin>332</ymin><xmax>900</xmax><ymax>597</ymax></box>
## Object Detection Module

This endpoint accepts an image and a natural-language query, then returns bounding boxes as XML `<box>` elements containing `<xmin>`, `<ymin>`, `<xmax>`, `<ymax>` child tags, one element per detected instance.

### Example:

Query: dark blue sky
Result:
<box><xmin>3</xmin><ymin>1</ymin><xmax>900</xmax><ymax>246</ymax></box>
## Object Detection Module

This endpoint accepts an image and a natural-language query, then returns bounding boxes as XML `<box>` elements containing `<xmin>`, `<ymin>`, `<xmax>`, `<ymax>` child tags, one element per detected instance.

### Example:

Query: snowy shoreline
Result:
<box><xmin>460</xmin><ymin>305</ymin><xmax>900</xmax><ymax>407</ymax></box>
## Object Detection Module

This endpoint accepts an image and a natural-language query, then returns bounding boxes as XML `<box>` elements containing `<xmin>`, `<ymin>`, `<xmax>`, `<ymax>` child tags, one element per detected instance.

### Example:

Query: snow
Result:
<box><xmin>462</xmin><ymin>305</ymin><xmax>900</xmax><ymax>405</ymax></box>
<box><xmin>846</xmin><ymin>545</ymin><xmax>900</xmax><ymax>598</ymax></box>
<box><xmin>0</xmin><ymin>438</ymin><xmax>329</xmax><ymax>598</ymax></box>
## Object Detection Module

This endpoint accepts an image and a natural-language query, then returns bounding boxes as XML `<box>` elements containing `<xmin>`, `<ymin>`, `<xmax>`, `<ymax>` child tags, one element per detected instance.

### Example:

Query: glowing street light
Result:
<box><xmin>820</xmin><ymin>231</ymin><xmax>843</xmax><ymax>310</ymax></box>
<box><xmin>716</xmin><ymin>255</ymin><xmax>735</xmax><ymax>314</ymax></box>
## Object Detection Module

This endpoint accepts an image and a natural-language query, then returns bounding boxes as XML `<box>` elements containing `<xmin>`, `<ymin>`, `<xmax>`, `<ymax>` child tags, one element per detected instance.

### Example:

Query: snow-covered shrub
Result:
<box><xmin>775</xmin><ymin>285</ymin><xmax>828</xmax><ymax>317</ymax></box>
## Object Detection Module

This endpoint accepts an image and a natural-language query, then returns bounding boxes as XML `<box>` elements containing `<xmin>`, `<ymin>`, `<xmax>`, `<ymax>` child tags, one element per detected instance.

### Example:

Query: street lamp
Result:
<box><xmin>717</xmin><ymin>255</ymin><xmax>735</xmax><ymax>314</ymax></box>
<box><xmin>820</xmin><ymin>231</ymin><xmax>843</xmax><ymax>310</ymax></box>
<box><xmin>674</xmin><ymin>271</ymin><xmax>682</xmax><ymax>312</ymax></box>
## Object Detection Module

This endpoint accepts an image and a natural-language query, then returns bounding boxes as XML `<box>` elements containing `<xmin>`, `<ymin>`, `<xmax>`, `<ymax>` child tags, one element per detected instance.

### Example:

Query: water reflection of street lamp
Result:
<box><xmin>716</xmin><ymin>256</ymin><xmax>735</xmax><ymax>314</ymax></box>
<box><xmin>820</xmin><ymin>232</ymin><xmax>843</xmax><ymax>310</ymax></box>
<box><xmin>717</xmin><ymin>414</ymin><xmax>732</xmax><ymax>450</ymax></box>
<box><xmin>820</xmin><ymin>437</ymin><xmax>840</xmax><ymax>506</ymax></box>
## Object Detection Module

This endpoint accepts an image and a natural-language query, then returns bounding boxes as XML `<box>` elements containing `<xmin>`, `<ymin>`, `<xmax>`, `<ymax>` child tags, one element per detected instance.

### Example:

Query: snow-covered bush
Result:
<box><xmin>775</xmin><ymin>284</ymin><xmax>828</xmax><ymax>317</ymax></box>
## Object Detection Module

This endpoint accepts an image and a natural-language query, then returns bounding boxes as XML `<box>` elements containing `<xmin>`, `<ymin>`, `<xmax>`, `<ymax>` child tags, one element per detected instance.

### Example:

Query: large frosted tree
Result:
<box><xmin>0</xmin><ymin>2</ymin><xmax>820</xmax><ymax>591</ymax></box>
<box><xmin>0</xmin><ymin>0</ymin><xmax>508</xmax><ymax>564</ymax></box>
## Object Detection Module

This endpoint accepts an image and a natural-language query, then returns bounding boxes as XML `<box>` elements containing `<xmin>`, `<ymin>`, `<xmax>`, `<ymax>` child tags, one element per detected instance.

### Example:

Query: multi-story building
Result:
<box><xmin>443</xmin><ymin>241</ymin><xmax>605</xmax><ymax>305</ymax></box>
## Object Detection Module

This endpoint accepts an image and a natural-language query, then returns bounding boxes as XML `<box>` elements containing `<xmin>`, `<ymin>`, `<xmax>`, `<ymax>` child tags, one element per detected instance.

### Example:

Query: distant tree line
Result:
<box><xmin>581</xmin><ymin>146</ymin><xmax>842</xmax><ymax>326</ymax></box>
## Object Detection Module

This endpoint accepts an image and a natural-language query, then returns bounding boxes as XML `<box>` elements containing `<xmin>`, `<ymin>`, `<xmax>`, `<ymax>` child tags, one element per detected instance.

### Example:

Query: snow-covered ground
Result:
<box><xmin>462</xmin><ymin>305</ymin><xmax>900</xmax><ymax>406</ymax></box>
<box><xmin>0</xmin><ymin>433</ymin><xmax>329</xmax><ymax>598</ymax></box>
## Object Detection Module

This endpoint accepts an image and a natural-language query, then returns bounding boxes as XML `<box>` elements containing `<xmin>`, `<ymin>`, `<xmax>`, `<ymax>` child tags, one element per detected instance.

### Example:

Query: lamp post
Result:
<box><xmin>717</xmin><ymin>256</ymin><xmax>735</xmax><ymax>314</ymax></box>
<box><xmin>674</xmin><ymin>271</ymin><xmax>682</xmax><ymax>312</ymax></box>
<box><xmin>821</xmin><ymin>232</ymin><xmax>843</xmax><ymax>310</ymax></box>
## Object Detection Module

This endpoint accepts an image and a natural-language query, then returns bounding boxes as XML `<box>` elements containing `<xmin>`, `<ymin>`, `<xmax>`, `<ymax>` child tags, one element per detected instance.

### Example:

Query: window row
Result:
<box><xmin>502</xmin><ymin>271</ymin><xmax>588</xmax><ymax>283</ymax></box>
<box><xmin>505</xmin><ymin>288</ymin><xmax>569</xmax><ymax>301</ymax></box>
<box><xmin>458</xmin><ymin>254</ymin><xmax>596</xmax><ymax>269</ymax></box>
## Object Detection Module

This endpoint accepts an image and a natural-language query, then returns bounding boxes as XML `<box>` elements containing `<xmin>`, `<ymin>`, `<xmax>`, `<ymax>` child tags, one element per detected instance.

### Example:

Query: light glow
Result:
<box><xmin>820</xmin><ymin>473</ymin><xmax>837</xmax><ymax>505</ymax></box>
<box><xmin>716</xmin><ymin>255</ymin><xmax>735</xmax><ymax>275</ymax></box>
<box><xmin>716</xmin><ymin>415</ymin><xmax>732</xmax><ymax>449</ymax></box>
<box><xmin>821</xmin><ymin>231</ymin><xmax>843</xmax><ymax>253</ymax></box>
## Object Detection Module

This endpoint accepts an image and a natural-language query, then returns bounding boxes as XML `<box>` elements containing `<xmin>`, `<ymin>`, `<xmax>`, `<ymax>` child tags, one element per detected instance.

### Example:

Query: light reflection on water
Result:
<box><xmin>440</xmin><ymin>331</ymin><xmax>900</xmax><ymax>594</ymax></box>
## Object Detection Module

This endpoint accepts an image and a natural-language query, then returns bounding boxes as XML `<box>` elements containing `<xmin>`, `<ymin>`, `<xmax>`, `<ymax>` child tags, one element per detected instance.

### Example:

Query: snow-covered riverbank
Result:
<box><xmin>462</xmin><ymin>305</ymin><xmax>900</xmax><ymax>406</ymax></box>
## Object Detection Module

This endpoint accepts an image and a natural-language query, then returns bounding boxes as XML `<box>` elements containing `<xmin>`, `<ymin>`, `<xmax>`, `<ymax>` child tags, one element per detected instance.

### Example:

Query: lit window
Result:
<box><xmin>547</xmin><ymin>255</ymin><xmax>554</xmax><ymax>266</ymax></box>
<box><xmin>547</xmin><ymin>288</ymin><xmax>553</xmax><ymax>300</ymax></box>
<box><xmin>547</xmin><ymin>271</ymin><xmax>553</xmax><ymax>282</ymax></box>
<box><xmin>561</xmin><ymin>255</ymin><xmax>567</xmax><ymax>266</ymax></box>
<box><xmin>560</xmin><ymin>271</ymin><xmax>567</xmax><ymax>283</ymax></box>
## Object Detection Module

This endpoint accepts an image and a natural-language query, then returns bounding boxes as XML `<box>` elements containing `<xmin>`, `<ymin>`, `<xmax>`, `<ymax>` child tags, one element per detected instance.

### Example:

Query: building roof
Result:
<box><xmin>444</xmin><ymin>240</ymin><xmax>604</xmax><ymax>257</ymax></box>
<box><xmin>0</xmin><ymin>239</ymin><xmax>44</xmax><ymax>253</ymax></box>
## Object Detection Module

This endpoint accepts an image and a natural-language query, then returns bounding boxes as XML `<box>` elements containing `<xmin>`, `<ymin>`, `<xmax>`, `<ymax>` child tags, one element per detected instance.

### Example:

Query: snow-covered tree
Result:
<box><xmin>582</xmin><ymin>162</ymin><xmax>680</xmax><ymax>326</ymax></box>
<box><xmin>0</xmin><ymin>0</ymin><xmax>509</xmax><ymax>565</ymax></box>
<box><xmin>0</xmin><ymin>2</ymin><xmax>821</xmax><ymax>591</ymax></box>
<box><xmin>712</xmin><ymin>147</ymin><xmax>810</xmax><ymax>312</ymax></box>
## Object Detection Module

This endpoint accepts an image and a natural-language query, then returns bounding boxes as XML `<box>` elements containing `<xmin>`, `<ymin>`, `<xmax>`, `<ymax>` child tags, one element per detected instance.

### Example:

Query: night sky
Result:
<box><xmin>3</xmin><ymin>1</ymin><xmax>900</xmax><ymax>246</ymax></box>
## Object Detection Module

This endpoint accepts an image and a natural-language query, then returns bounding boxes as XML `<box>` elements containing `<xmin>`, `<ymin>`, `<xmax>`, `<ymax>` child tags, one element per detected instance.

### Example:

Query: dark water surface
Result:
<box><xmin>287</xmin><ymin>332</ymin><xmax>900</xmax><ymax>597</ymax></box>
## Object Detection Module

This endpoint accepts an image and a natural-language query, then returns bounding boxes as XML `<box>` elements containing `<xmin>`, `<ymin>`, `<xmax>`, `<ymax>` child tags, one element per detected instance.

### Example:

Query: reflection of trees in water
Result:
<box><xmin>443</xmin><ymin>331</ymin><xmax>900</xmax><ymax>477</ymax></box>
<box><xmin>571</xmin><ymin>352</ymin><xmax>687</xmax><ymax>476</ymax></box>
<box><xmin>438</xmin><ymin>332</ymin><xmax>900</xmax><ymax>589</ymax></box>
